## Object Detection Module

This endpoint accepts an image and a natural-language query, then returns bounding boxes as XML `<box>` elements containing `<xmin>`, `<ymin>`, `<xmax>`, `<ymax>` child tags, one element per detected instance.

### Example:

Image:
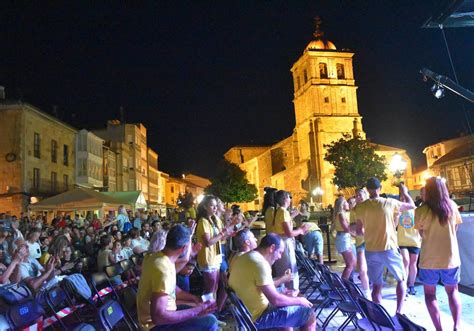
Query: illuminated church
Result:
<box><xmin>224</xmin><ymin>20</ymin><xmax>412</xmax><ymax>209</ymax></box>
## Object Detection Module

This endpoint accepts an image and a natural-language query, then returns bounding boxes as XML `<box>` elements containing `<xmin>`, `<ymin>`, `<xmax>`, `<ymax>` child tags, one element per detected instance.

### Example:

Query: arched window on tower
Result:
<box><xmin>297</xmin><ymin>76</ymin><xmax>301</xmax><ymax>90</ymax></box>
<box><xmin>319</xmin><ymin>63</ymin><xmax>328</xmax><ymax>79</ymax></box>
<box><xmin>336</xmin><ymin>63</ymin><xmax>345</xmax><ymax>79</ymax></box>
<box><xmin>303</xmin><ymin>69</ymin><xmax>308</xmax><ymax>83</ymax></box>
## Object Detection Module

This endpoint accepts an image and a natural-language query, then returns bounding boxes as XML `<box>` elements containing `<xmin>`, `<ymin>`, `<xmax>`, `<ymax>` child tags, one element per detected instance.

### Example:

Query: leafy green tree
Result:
<box><xmin>177</xmin><ymin>191</ymin><xmax>194</xmax><ymax>209</ymax></box>
<box><xmin>324</xmin><ymin>134</ymin><xmax>387</xmax><ymax>189</ymax></box>
<box><xmin>205</xmin><ymin>159</ymin><xmax>258</xmax><ymax>203</ymax></box>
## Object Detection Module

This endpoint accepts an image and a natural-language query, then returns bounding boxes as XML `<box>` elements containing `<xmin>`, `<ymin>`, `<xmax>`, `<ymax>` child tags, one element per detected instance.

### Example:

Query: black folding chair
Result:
<box><xmin>226</xmin><ymin>288</ymin><xmax>257</xmax><ymax>331</ymax></box>
<box><xmin>321</xmin><ymin>273</ymin><xmax>363</xmax><ymax>330</ymax></box>
<box><xmin>98</xmin><ymin>299</ymin><xmax>134</xmax><ymax>331</ymax></box>
<box><xmin>46</xmin><ymin>285</ymin><xmax>94</xmax><ymax>330</ymax></box>
<box><xmin>104</xmin><ymin>263</ymin><xmax>125</xmax><ymax>279</ymax></box>
<box><xmin>89</xmin><ymin>272</ymin><xmax>138</xmax><ymax>330</ymax></box>
<box><xmin>357</xmin><ymin>296</ymin><xmax>403</xmax><ymax>330</ymax></box>
<box><xmin>395</xmin><ymin>313</ymin><xmax>427</xmax><ymax>331</ymax></box>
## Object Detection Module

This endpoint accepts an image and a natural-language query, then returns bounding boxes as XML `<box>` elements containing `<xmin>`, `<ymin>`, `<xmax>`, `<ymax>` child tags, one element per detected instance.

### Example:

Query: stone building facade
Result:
<box><xmin>0</xmin><ymin>101</ymin><xmax>77</xmax><ymax>215</ymax></box>
<box><xmin>225</xmin><ymin>27</ymin><xmax>412</xmax><ymax>209</ymax></box>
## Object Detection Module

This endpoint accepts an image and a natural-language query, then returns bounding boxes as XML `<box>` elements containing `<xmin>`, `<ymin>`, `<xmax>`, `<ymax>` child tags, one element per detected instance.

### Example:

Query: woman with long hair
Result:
<box><xmin>271</xmin><ymin>190</ymin><xmax>310</xmax><ymax>291</ymax></box>
<box><xmin>196</xmin><ymin>195</ymin><xmax>233</xmax><ymax>299</ymax></box>
<box><xmin>415</xmin><ymin>177</ymin><xmax>462</xmax><ymax>330</ymax></box>
<box><xmin>333</xmin><ymin>195</ymin><xmax>356</xmax><ymax>280</ymax></box>
<box><xmin>263</xmin><ymin>187</ymin><xmax>278</xmax><ymax>232</ymax></box>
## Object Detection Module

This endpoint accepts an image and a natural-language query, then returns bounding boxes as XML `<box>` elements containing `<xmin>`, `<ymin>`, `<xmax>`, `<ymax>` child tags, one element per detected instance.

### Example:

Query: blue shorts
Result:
<box><xmin>303</xmin><ymin>230</ymin><xmax>324</xmax><ymax>256</ymax></box>
<box><xmin>255</xmin><ymin>305</ymin><xmax>312</xmax><ymax>329</ymax></box>
<box><xmin>335</xmin><ymin>232</ymin><xmax>352</xmax><ymax>254</ymax></box>
<box><xmin>365</xmin><ymin>249</ymin><xmax>405</xmax><ymax>285</ymax></box>
<box><xmin>419</xmin><ymin>267</ymin><xmax>460</xmax><ymax>286</ymax></box>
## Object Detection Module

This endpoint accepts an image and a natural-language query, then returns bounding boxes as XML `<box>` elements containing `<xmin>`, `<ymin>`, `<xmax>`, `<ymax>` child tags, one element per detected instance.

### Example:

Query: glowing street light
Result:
<box><xmin>196</xmin><ymin>194</ymin><xmax>204</xmax><ymax>204</ymax></box>
<box><xmin>389</xmin><ymin>153</ymin><xmax>407</xmax><ymax>179</ymax></box>
<box><xmin>312</xmin><ymin>187</ymin><xmax>324</xmax><ymax>196</ymax></box>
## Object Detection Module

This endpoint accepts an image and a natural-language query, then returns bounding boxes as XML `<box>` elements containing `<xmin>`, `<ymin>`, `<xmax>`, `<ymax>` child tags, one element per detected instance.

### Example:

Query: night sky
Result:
<box><xmin>1</xmin><ymin>1</ymin><xmax>473</xmax><ymax>178</ymax></box>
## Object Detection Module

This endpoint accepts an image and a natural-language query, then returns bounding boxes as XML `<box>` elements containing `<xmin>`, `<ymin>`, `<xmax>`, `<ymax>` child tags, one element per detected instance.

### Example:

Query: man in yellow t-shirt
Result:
<box><xmin>229</xmin><ymin>233</ymin><xmax>316</xmax><ymax>330</ymax></box>
<box><xmin>355</xmin><ymin>178</ymin><xmax>415</xmax><ymax>314</ymax></box>
<box><xmin>137</xmin><ymin>224</ymin><xmax>218</xmax><ymax>331</ymax></box>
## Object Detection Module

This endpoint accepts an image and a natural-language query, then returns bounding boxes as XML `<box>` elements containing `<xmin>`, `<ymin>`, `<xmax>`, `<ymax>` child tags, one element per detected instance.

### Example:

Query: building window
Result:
<box><xmin>303</xmin><ymin>69</ymin><xmax>308</xmax><ymax>83</ymax></box>
<box><xmin>34</xmin><ymin>133</ymin><xmax>41</xmax><ymax>158</ymax></box>
<box><xmin>297</xmin><ymin>76</ymin><xmax>301</xmax><ymax>90</ymax></box>
<box><xmin>324</xmin><ymin>97</ymin><xmax>329</xmax><ymax>103</ymax></box>
<box><xmin>336</xmin><ymin>63</ymin><xmax>345</xmax><ymax>79</ymax></box>
<box><xmin>459</xmin><ymin>167</ymin><xmax>467</xmax><ymax>186</ymax></box>
<box><xmin>33</xmin><ymin>168</ymin><xmax>40</xmax><ymax>189</ymax></box>
<box><xmin>341</xmin><ymin>97</ymin><xmax>346</xmax><ymax>103</ymax></box>
<box><xmin>171</xmin><ymin>185</ymin><xmax>174</xmax><ymax>193</ymax></box>
<box><xmin>63</xmin><ymin>145</ymin><xmax>69</xmax><ymax>166</ymax></box>
<box><xmin>319</xmin><ymin>63</ymin><xmax>328</xmax><ymax>79</ymax></box>
<box><xmin>63</xmin><ymin>174</ymin><xmax>69</xmax><ymax>191</ymax></box>
<box><xmin>51</xmin><ymin>172</ymin><xmax>57</xmax><ymax>192</ymax></box>
<box><xmin>51</xmin><ymin>140</ymin><xmax>57</xmax><ymax>163</ymax></box>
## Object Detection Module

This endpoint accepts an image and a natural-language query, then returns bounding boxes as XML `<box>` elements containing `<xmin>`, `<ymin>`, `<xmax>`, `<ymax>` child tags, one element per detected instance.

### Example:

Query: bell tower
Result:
<box><xmin>291</xmin><ymin>18</ymin><xmax>366</xmax><ymax>205</ymax></box>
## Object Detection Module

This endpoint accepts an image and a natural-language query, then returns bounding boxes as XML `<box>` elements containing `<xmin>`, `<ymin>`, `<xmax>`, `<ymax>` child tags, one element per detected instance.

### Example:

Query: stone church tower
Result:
<box><xmin>225</xmin><ymin>19</ymin><xmax>411</xmax><ymax>209</ymax></box>
<box><xmin>291</xmin><ymin>18</ymin><xmax>365</xmax><ymax>205</ymax></box>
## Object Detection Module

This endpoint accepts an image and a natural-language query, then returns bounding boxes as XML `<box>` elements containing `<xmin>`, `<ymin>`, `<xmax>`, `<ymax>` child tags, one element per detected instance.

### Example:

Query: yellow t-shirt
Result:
<box><xmin>355</xmin><ymin>197</ymin><xmax>402</xmax><ymax>251</ymax></box>
<box><xmin>415</xmin><ymin>201</ymin><xmax>462</xmax><ymax>269</ymax></box>
<box><xmin>196</xmin><ymin>217</ymin><xmax>222</xmax><ymax>268</ymax></box>
<box><xmin>229</xmin><ymin>250</ymin><xmax>273</xmax><ymax>321</ymax></box>
<box><xmin>272</xmin><ymin>207</ymin><xmax>291</xmax><ymax>236</ymax></box>
<box><xmin>137</xmin><ymin>252</ymin><xmax>177</xmax><ymax>331</ymax></box>
<box><xmin>397</xmin><ymin>210</ymin><xmax>422</xmax><ymax>248</ymax></box>
<box><xmin>185</xmin><ymin>207</ymin><xmax>197</xmax><ymax>220</ymax></box>
<box><xmin>305</xmin><ymin>222</ymin><xmax>321</xmax><ymax>232</ymax></box>
<box><xmin>350</xmin><ymin>210</ymin><xmax>364</xmax><ymax>247</ymax></box>
<box><xmin>264</xmin><ymin>207</ymin><xmax>276</xmax><ymax>233</ymax></box>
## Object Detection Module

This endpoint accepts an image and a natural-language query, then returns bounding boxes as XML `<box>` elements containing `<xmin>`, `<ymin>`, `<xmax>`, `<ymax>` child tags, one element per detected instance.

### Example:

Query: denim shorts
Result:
<box><xmin>303</xmin><ymin>230</ymin><xmax>324</xmax><ymax>256</ymax></box>
<box><xmin>255</xmin><ymin>305</ymin><xmax>312</xmax><ymax>329</ymax></box>
<box><xmin>356</xmin><ymin>242</ymin><xmax>366</xmax><ymax>253</ymax></box>
<box><xmin>419</xmin><ymin>267</ymin><xmax>460</xmax><ymax>286</ymax></box>
<box><xmin>399</xmin><ymin>246</ymin><xmax>420</xmax><ymax>255</ymax></box>
<box><xmin>335</xmin><ymin>232</ymin><xmax>352</xmax><ymax>254</ymax></box>
<box><xmin>365</xmin><ymin>249</ymin><xmax>405</xmax><ymax>285</ymax></box>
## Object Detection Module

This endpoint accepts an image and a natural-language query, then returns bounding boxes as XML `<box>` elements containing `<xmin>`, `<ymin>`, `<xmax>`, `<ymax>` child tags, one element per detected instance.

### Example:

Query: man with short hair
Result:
<box><xmin>229</xmin><ymin>233</ymin><xmax>316</xmax><ymax>330</ymax></box>
<box><xmin>229</xmin><ymin>228</ymin><xmax>258</xmax><ymax>272</ymax></box>
<box><xmin>137</xmin><ymin>224</ymin><xmax>218</xmax><ymax>331</ymax></box>
<box><xmin>355</xmin><ymin>177</ymin><xmax>415</xmax><ymax>313</ymax></box>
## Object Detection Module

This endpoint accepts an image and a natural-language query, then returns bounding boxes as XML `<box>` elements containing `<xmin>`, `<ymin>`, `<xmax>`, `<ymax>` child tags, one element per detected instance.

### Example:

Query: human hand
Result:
<box><xmin>46</xmin><ymin>256</ymin><xmax>57</xmax><ymax>272</ymax></box>
<box><xmin>290</xmin><ymin>208</ymin><xmax>300</xmax><ymax>218</ymax></box>
<box><xmin>298</xmin><ymin>297</ymin><xmax>313</xmax><ymax>308</ymax></box>
<box><xmin>62</xmin><ymin>262</ymin><xmax>75</xmax><ymax>271</ymax></box>
<box><xmin>198</xmin><ymin>301</ymin><xmax>217</xmax><ymax>316</ymax></box>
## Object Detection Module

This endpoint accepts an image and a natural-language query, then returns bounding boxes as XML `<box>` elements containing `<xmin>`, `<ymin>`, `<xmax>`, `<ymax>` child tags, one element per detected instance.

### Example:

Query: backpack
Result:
<box><xmin>122</xmin><ymin>222</ymin><xmax>132</xmax><ymax>233</ymax></box>
<box><xmin>0</xmin><ymin>283</ymin><xmax>33</xmax><ymax>309</ymax></box>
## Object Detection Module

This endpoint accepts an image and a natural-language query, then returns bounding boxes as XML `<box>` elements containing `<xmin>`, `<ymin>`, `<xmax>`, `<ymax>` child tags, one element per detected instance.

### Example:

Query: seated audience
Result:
<box><xmin>137</xmin><ymin>224</ymin><xmax>217</xmax><ymax>330</ymax></box>
<box><xmin>229</xmin><ymin>233</ymin><xmax>316</xmax><ymax>330</ymax></box>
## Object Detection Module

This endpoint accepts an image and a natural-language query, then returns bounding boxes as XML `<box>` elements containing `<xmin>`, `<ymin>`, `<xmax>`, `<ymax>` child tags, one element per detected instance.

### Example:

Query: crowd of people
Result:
<box><xmin>0</xmin><ymin>175</ymin><xmax>463</xmax><ymax>330</ymax></box>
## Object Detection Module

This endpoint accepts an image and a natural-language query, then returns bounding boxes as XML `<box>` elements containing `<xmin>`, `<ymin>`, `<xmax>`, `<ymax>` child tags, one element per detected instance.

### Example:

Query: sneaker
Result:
<box><xmin>408</xmin><ymin>286</ymin><xmax>417</xmax><ymax>295</ymax></box>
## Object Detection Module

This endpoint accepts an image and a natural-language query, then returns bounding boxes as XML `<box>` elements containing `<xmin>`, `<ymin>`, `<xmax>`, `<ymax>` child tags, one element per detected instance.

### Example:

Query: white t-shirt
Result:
<box><xmin>19</xmin><ymin>257</ymin><xmax>44</xmax><ymax>280</ymax></box>
<box><xmin>28</xmin><ymin>242</ymin><xmax>42</xmax><ymax>259</ymax></box>
<box><xmin>131</xmin><ymin>237</ymin><xmax>149</xmax><ymax>252</ymax></box>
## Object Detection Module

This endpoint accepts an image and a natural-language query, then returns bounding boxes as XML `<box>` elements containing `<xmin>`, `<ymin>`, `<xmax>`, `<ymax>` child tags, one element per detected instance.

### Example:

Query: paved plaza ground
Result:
<box><xmin>223</xmin><ymin>234</ymin><xmax>474</xmax><ymax>330</ymax></box>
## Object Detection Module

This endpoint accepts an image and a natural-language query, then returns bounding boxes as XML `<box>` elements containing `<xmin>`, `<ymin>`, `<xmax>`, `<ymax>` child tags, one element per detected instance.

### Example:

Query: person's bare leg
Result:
<box><xmin>301</xmin><ymin>311</ymin><xmax>316</xmax><ymax>331</ymax></box>
<box><xmin>400</xmin><ymin>248</ymin><xmax>409</xmax><ymax>277</ymax></box>
<box><xmin>372</xmin><ymin>283</ymin><xmax>383</xmax><ymax>304</ymax></box>
<box><xmin>341</xmin><ymin>250</ymin><xmax>356</xmax><ymax>280</ymax></box>
<box><xmin>396</xmin><ymin>280</ymin><xmax>406</xmax><ymax>313</ymax></box>
<box><xmin>357</xmin><ymin>250</ymin><xmax>369</xmax><ymax>291</ymax></box>
<box><xmin>202</xmin><ymin>270</ymin><xmax>218</xmax><ymax>295</ymax></box>
<box><xmin>445</xmin><ymin>284</ymin><xmax>462</xmax><ymax>330</ymax></box>
<box><xmin>408</xmin><ymin>253</ymin><xmax>419</xmax><ymax>287</ymax></box>
<box><xmin>424</xmin><ymin>284</ymin><xmax>442</xmax><ymax>331</ymax></box>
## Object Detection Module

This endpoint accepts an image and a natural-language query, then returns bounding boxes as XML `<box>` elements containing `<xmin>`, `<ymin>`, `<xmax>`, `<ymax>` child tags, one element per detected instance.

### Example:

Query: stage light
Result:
<box><xmin>431</xmin><ymin>83</ymin><xmax>445</xmax><ymax>99</ymax></box>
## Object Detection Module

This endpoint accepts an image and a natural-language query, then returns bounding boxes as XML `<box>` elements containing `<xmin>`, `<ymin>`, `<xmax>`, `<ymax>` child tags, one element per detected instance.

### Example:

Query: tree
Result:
<box><xmin>177</xmin><ymin>191</ymin><xmax>194</xmax><ymax>209</ymax></box>
<box><xmin>324</xmin><ymin>134</ymin><xmax>387</xmax><ymax>189</ymax></box>
<box><xmin>205</xmin><ymin>159</ymin><xmax>258</xmax><ymax>203</ymax></box>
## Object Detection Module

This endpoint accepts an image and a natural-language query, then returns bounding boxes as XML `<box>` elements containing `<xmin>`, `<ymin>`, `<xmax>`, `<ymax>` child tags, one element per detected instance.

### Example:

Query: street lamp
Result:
<box><xmin>312</xmin><ymin>187</ymin><xmax>324</xmax><ymax>210</ymax></box>
<box><xmin>389</xmin><ymin>153</ymin><xmax>407</xmax><ymax>185</ymax></box>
